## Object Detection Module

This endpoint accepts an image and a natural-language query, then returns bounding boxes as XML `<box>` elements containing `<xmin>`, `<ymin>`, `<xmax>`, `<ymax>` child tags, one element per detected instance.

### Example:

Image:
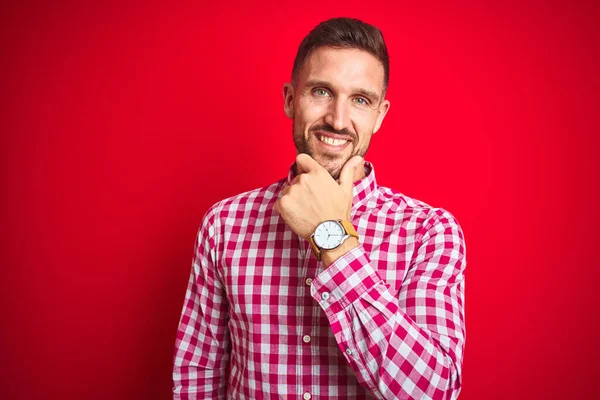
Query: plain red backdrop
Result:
<box><xmin>2</xmin><ymin>1</ymin><xmax>599</xmax><ymax>399</ymax></box>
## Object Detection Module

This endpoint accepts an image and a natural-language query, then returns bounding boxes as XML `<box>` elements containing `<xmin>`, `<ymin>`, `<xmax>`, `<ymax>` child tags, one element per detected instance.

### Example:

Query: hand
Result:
<box><xmin>274</xmin><ymin>153</ymin><xmax>363</xmax><ymax>240</ymax></box>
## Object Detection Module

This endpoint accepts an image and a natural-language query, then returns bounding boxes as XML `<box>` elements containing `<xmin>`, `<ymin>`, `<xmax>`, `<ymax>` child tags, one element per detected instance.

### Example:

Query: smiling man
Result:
<box><xmin>286</xmin><ymin>45</ymin><xmax>389</xmax><ymax>180</ymax></box>
<box><xmin>173</xmin><ymin>18</ymin><xmax>466</xmax><ymax>400</ymax></box>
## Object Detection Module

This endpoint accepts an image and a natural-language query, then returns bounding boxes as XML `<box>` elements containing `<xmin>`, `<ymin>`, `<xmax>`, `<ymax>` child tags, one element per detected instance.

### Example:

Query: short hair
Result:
<box><xmin>291</xmin><ymin>17</ymin><xmax>389</xmax><ymax>94</ymax></box>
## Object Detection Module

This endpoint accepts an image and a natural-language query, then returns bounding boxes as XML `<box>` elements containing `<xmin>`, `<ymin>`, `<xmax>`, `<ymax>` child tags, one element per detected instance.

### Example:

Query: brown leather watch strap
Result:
<box><xmin>339</xmin><ymin>220</ymin><xmax>359</xmax><ymax>239</ymax></box>
<box><xmin>308</xmin><ymin>236</ymin><xmax>322</xmax><ymax>261</ymax></box>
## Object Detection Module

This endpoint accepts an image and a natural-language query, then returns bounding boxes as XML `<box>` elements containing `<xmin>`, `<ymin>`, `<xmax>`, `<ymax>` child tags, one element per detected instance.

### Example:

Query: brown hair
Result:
<box><xmin>292</xmin><ymin>17</ymin><xmax>389</xmax><ymax>94</ymax></box>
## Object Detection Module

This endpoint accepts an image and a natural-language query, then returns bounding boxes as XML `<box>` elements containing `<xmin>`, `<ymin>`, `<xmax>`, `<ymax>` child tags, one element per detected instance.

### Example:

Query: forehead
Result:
<box><xmin>298</xmin><ymin>46</ymin><xmax>385</xmax><ymax>93</ymax></box>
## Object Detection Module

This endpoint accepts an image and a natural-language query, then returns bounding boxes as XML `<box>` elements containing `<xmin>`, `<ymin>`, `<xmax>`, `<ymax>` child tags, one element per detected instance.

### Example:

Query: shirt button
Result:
<box><xmin>345</xmin><ymin>347</ymin><xmax>353</xmax><ymax>356</ymax></box>
<box><xmin>303</xmin><ymin>393</ymin><xmax>312</xmax><ymax>400</ymax></box>
<box><xmin>321</xmin><ymin>292</ymin><xmax>330</xmax><ymax>301</ymax></box>
<box><xmin>305</xmin><ymin>278</ymin><xmax>312</xmax><ymax>286</ymax></box>
<box><xmin>302</xmin><ymin>335</ymin><xmax>311</xmax><ymax>343</ymax></box>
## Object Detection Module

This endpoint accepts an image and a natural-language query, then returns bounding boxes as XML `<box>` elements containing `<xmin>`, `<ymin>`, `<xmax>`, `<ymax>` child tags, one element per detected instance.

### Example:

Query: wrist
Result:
<box><xmin>320</xmin><ymin>237</ymin><xmax>360</xmax><ymax>267</ymax></box>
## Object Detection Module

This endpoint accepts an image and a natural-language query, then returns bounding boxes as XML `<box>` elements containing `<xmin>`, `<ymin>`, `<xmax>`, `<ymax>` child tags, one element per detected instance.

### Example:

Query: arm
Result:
<box><xmin>173</xmin><ymin>205</ymin><xmax>231</xmax><ymax>399</ymax></box>
<box><xmin>311</xmin><ymin>209</ymin><xmax>466</xmax><ymax>400</ymax></box>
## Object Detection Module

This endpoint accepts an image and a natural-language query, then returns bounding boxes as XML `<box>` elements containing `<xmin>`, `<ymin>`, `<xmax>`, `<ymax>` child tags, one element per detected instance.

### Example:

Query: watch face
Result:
<box><xmin>313</xmin><ymin>220</ymin><xmax>345</xmax><ymax>250</ymax></box>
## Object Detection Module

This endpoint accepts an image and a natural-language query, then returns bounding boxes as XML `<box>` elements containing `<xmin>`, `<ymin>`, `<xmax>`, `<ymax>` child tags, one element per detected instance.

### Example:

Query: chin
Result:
<box><xmin>328</xmin><ymin>169</ymin><xmax>342</xmax><ymax>180</ymax></box>
<box><xmin>302</xmin><ymin>144</ymin><xmax>348</xmax><ymax>178</ymax></box>
<box><xmin>319</xmin><ymin>158</ymin><xmax>345</xmax><ymax>179</ymax></box>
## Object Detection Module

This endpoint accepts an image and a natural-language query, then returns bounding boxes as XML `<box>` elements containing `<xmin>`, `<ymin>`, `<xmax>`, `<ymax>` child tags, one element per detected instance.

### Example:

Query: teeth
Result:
<box><xmin>318</xmin><ymin>135</ymin><xmax>348</xmax><ymax>146</ymax></box>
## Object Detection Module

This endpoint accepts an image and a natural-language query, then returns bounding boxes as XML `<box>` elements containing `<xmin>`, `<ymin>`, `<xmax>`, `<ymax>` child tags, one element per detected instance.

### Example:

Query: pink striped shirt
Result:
<box><xmin>173</xmin><ymin>161</ymin><xmax>466</xmax><ymax>399</ymax></box>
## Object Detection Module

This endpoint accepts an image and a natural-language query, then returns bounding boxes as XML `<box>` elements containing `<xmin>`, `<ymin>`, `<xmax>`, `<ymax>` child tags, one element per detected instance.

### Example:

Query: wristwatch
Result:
<box><xmin>308</xmin><ymin>220</ymin><xmax>359</xmax><ymax>261</ymax></box>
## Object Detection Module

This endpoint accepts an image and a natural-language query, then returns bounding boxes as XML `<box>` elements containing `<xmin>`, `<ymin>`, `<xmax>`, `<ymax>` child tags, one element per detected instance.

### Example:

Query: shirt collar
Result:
<box><xmin>284</xmin><ymin>160</ymin><xmax>378</xmax><ymax>211</ymax></box>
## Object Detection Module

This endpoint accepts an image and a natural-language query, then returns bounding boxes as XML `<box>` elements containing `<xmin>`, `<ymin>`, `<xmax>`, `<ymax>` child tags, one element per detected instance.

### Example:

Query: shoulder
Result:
<box><xmin>372</xmin><ymin>185</ymin><xmax>465</xmax><ymax>238</ymax></box>
<box><xmin>201</xmin><ymin>178</ymin><xmax>286</xmax><ymax>228</ymax></box>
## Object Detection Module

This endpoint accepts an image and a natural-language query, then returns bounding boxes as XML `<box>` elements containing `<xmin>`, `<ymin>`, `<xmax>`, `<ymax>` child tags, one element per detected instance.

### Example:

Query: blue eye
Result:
<box><xmin>354</xmin><ymin>97</ymin><xmax>368</xmax><ymax>105</ymax></box>
<box><xmin>314</xmin><ymin>89</ymin><xmax>330</xmax><ymax>97</ymax></box>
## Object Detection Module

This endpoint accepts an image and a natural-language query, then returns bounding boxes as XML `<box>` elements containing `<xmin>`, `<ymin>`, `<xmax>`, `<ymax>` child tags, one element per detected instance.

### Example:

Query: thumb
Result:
<box><xmin>338</xmin><ymin>155</ymin><xmax>364</xmax><ymax>193</ymax></box>
<box><xmin>295</xmin><ymin>153</ymin><xmax>319</xmax><ymax>175</ymax></box>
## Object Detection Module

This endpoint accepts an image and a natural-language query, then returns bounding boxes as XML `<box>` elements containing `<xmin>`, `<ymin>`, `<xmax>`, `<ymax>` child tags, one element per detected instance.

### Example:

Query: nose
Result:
<box><xmin>324</xmin><ymin>96</ymin><xmax>351</xmax><ymax>132</ymax></box>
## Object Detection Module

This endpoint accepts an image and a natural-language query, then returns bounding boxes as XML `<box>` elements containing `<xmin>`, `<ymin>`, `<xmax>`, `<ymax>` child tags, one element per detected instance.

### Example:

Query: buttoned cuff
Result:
<box><xmin>310</xmin><ymin>245</ymin><xmax>384</xmax><ymax>314</ymax></box>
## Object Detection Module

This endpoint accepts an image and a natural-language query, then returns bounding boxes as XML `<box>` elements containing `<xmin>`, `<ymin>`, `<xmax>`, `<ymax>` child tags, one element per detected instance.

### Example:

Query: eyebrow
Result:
<box><xmin>304</xmin><ymin>79</ymin><xmax>381</xmax><ymax>104</ymax></box>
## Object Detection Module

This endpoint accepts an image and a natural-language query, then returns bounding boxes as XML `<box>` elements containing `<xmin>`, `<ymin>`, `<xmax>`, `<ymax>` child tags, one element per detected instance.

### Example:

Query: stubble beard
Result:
<box><xmin>293</xmin><ymin>129</ymin><xmax>360</xmax><ymax>181</ymax></box>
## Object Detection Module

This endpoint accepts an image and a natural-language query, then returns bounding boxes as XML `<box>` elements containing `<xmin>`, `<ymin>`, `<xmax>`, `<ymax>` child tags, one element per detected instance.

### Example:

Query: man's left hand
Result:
<box><xmin>274</xmin><ymin>153</ymin><xmax>363</xmax><ymax>240</ymax></box>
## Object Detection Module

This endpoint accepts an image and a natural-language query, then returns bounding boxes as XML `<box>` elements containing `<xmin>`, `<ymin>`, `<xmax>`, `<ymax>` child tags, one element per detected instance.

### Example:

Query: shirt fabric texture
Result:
<box><xmin>173</xmin><ymin>161</ymin><xmax>467</xmax><ymax>400</ymax></box>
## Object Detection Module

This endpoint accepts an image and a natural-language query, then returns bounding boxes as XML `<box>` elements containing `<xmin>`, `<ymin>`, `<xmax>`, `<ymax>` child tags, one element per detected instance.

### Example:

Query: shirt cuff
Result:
<box><xmin>310</xmin><ymin>245</ymin><xmax>384</xmax><ymax>314</ymax></box>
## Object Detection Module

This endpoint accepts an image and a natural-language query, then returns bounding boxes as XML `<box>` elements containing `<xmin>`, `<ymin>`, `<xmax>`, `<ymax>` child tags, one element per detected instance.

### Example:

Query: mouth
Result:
<box><xmin>314</xmin><ymin>132</ymin><xmax>351</xmax><ymax>151</ymax></box>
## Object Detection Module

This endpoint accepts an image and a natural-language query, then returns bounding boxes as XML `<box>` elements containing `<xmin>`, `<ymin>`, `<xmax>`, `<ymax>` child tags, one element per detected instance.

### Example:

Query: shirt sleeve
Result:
<box><xmin>173</xmin><ymin>205</ymin><xmax>231</xmax><ymax>399</ymax></box>
<box><xmin>310</xmin><ymin>209</ymin><xmax>466</xmax><ymax>400</ymax></box>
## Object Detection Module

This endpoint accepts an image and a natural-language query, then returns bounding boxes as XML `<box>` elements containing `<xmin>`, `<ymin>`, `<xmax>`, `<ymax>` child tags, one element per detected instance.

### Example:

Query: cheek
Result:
<box><xmin>352</xmin><ymin>111</ymin><xmax>374</xmax><ymax>131</ymax></box>
<box><xmin>353</xmin><ymin>112</ymin><xmax>379</xmax><ymax>143</ymax></box>
<box><xmin>296</xmin><ymin>98</ymin><xmax>326</xmax><ymax>127</ymax></box>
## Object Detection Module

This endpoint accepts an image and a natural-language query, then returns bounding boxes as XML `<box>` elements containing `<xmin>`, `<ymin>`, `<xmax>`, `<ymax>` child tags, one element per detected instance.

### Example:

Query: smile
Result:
<box><xmin>318</xmin><ymin>135</ymin><xmax>348</xmax><ymax>146</ymax></box>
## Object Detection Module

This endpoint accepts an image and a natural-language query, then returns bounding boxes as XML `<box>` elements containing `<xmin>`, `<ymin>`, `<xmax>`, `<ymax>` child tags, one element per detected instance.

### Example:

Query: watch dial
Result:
<box><xmin>314</xmin><ymin>221</ymin><xmax>345</xmax><ymax>249</ymax></box>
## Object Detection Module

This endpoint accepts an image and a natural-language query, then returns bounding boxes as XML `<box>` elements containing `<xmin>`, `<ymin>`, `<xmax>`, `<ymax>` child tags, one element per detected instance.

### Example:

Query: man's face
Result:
<box><xmin>283</xmin><ymin>46</ymin><xmax>390</xmax><ymax>179</ymax></box>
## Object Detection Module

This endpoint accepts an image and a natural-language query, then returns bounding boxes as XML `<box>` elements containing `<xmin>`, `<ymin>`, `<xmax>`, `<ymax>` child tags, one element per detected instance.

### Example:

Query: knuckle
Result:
<box><xmin>279</xmin><ymin>195</ymin><xmax>290</xmax><ymax>207</ymax></box>
<box><xmin>298</xmin><ymin>174</ymin><xmax>307</xmax><ymax>184</ymax></box>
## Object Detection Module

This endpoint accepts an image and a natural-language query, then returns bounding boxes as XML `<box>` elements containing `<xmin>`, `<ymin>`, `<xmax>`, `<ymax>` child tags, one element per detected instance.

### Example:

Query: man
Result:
<box><xmin>173</xmin><ymin>17</ymin><xmax>466</xmax><ymax>400</ymax></box>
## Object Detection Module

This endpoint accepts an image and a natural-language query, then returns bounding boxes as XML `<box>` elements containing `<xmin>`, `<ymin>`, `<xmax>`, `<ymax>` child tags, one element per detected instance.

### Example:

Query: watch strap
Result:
<box><xmin>339</xmin><ymin>220</ymin><xmax>359</xmax><ymax>240</ymax></box>
<box><xmin>308</xmin><ymin>235</ymin><xmax>322</xmax><ymax>261</ymax></box>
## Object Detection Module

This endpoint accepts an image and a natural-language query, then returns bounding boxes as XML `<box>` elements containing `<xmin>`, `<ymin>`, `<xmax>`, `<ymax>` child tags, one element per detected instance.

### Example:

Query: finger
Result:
<box><xmin>338</xmin><ymin>155</ymin><xmax>364</xmax><ymax>193</ymax></box>
<box><xmin>295</xmin><ymin>153</ymin><xmax>321</xmax><ymax>174</ymax></box>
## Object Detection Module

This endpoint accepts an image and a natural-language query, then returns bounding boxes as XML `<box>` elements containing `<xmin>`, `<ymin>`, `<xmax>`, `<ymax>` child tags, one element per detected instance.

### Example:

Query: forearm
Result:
<box><xmin>312</xmin><ymin>245</ymin><xmax>465</xmax><ymax>399</ymax></box>
<box><xmin>172</xmin><ymin>273</ymin><xmax>230</xmax><ymax>399</ymax></box>
<box><xmin>172</xmin><ymin>364</ymin><xmax>228</xmax><ymax>400</ymax></box>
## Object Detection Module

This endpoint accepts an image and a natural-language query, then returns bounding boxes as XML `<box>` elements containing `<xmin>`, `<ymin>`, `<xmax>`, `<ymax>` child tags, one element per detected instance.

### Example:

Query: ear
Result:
<box><xmin>282</xmin><ymin>82</ymin><xmax>295</xmax><ymax>119</ymax></box>
<box><xmin>373</xmin><ymin>99</ymin><xmax>390</xmax><ymax>134</ymax></box>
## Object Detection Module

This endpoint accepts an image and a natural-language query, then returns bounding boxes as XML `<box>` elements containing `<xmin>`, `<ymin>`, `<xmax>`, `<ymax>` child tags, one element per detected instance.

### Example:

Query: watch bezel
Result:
<box><xmin>312</xmin><ymin>219</ymin><xmax>346</xmax><ymax>250</ymax></box>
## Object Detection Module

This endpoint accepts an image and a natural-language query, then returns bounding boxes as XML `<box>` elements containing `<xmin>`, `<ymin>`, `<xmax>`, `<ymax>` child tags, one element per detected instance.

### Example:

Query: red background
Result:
<box><xmin>2</xmin><ymin>1</ymin><xmax>599</xmax><ymax>399</ymax></box>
